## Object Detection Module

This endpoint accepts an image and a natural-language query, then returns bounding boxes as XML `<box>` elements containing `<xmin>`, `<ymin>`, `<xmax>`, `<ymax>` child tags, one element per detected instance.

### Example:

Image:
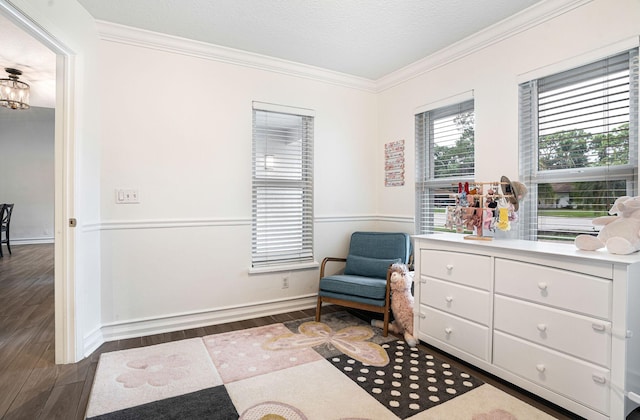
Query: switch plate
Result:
<box><xmin>115</xmin><ymin>189</ymin><xmax>140</xmax><ymax>204</ymax></box>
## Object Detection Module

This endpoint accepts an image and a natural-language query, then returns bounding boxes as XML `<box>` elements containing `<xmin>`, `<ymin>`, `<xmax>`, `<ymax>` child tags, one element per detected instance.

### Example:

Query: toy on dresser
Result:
<box><xmin>371</xmin><ymin>263</ymin><xmax>418</xmax><ymax>346</ymax></box>
<box><xmin>575</xmin><ymin>195</ymin><xmax>640</xmax><ymax>255</ymax></box>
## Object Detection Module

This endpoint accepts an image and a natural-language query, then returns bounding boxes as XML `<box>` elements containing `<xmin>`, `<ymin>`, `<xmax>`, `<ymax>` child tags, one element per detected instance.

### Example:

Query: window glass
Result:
<box><xmin>519</xmin><ymin>49</ymin><xmax>638</xmax><ymax>241</ymax></box>
<box><xmin>252</xmin><ymin>107</ymin><xmax>314</xmax><ymax>267</ymax></box>
<box><xmin>415</xmin><ymin>99</ymin><xmax>475</xmax><ymax>234</ymax></box>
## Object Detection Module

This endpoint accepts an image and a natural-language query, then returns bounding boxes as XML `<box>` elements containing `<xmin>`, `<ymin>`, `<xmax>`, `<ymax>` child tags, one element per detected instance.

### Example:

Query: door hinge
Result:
<box><xmin>69</xmin><ymin>218</ymin><xmax>77</xmax><ymax>227</ymax></box>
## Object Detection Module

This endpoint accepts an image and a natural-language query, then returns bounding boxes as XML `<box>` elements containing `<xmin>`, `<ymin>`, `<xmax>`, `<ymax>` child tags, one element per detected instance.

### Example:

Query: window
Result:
<box><xmin>415</xmin><ymin>98</ymin><xmax>475</xmax><ymax>234</ymax></box>
<box><xmin>251</xmin><ymin>102</ymin><xmax>314</xmax><ymax>269</ymax></box>
<box><xmin>519</xmin><ymin>49</ymin><xmax>639</xmax><ymax>241</ymax></box>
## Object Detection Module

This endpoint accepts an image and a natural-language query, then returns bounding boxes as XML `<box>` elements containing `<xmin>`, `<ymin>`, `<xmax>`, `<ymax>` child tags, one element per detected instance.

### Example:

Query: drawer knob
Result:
<box><xmin>537</xmin><ymin>323</ymin><xmax>547</xmax><ymax>332</ymax></box>
<box><xmin>536</xmin><ymin>364</ymin><xmax>546</xmax><ymax>373</ymax></box>
<box><xmin>537</xmin><ymin>282</ymin><xmax>548</xmax><ymax>290</ymax></box>
<box><xmin>444</xmin><ymin>327</ymin><xmax>453</xmax><ymax>335</ymax></box>
<box><xmin>446</xmin><ymin>264</ymin><xmax>454</xmax><ymax>271</ymax></box>
<box><xmin>445</xmin><ymin>296</ymin><xmax>453</xmax><ymax>303</ymax></box>
<box><xmin>592</xmin><ymin>323</ymin><xmax>606</xmax><ymax>332</ymax></box>
<box><xmin>420</xmin><ymin>313</ymin><xmax>426</xmax><ymax>319</ymax></box>
<box><xmin>592</xmin><ymin>374</ymin><xmax>607</xmax><ymax>384</ymax></box>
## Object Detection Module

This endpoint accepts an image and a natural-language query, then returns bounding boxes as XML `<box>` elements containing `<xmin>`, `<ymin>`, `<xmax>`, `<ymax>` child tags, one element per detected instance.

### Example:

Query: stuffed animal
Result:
<box><xmin>371</xmin><ymin>263</ymin><xmax>418</xmax><ymax>346</ymax></box>
<box><xmin>575</xmin><ymin>195</ymin><xmax>640</xmax><ymax>255</ymax></box>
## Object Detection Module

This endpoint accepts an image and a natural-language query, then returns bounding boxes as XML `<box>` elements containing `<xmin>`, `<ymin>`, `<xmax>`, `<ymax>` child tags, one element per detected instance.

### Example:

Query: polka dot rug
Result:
<box><xmin>329</xmin><ymin>340</ymin><xmax>483</xmax><ymax>418</ymax></box>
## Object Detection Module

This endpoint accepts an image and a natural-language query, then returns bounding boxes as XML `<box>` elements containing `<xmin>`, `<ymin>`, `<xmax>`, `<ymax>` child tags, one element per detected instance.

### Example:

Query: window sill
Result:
<box><xmin>249</xmin><ymin>261</ymin><xmax>320</xmax><ymax>275</ymax></box>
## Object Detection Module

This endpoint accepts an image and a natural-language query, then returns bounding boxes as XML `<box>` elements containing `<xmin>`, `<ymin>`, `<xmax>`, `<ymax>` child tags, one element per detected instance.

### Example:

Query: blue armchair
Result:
<box><xmin>315</xmin><ymin>231</ymin><xmax>411</xmax><ymax>336</ymax></box>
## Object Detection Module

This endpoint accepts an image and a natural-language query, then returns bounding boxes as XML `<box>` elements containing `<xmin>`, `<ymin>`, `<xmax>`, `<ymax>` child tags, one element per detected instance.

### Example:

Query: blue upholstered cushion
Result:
<box><xmin>343</xmin><ymin>255</ymin><xmax>400</xmax><ymax>279</ymax></box>
<box><xmin>347</xmin><ymin>232</ymin><xmax>411</xmax><ymax>263</ymax></box>
<box><xmin>319</xmin><ymin>274</ymin><xmax>388</xmax><ymax>300</ymax></box>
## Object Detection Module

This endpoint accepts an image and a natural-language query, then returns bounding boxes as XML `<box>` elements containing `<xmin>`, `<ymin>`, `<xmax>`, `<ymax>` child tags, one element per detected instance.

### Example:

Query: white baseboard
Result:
<box><xmin>85</xmin><ymin>295</ymin><xmax>318</xmax><ymax>356</ymax></box>
<box><xmin>12</xmin><ymin>237</ymin><xmax>54</xmax><ymax>245</ymax></box>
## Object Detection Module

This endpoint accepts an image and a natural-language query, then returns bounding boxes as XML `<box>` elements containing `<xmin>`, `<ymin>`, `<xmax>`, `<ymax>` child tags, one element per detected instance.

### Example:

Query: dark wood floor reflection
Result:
<box><xmin>0</xmin><ymin>244</ymin><xmax>578</xmax><ymax>419</ymax></box>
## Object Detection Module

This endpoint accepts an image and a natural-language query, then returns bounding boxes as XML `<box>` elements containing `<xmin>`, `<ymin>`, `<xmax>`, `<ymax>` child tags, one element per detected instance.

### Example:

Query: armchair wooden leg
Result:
<box><xmin>382</xmin><ymin>309</ymin><xmax>390</xmax><ymax>337</ymax></box>
<box><xmin>315</xmin><ymin>296</ymin><xmax>322</xmax><ymax>322</ymax></box>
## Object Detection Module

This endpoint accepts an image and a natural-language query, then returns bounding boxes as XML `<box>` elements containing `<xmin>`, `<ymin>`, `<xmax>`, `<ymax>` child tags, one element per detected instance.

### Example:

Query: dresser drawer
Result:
<box><xmin>420</xmin><ymin>277</ymin><xmax>491</xmax><ymax>326</ymax></box>
<box><xmin>421</xmin><ymin>250</ymin><xmax>491</xmax><ymax>290</ymax></box>
<box><xmin>494</xmin><ymin>331</ymin><xmax>610</xmax><ymax>415</ymax></box>
<box><xmin>419</xmin><ymin>305</ymin><xmax>489</xmax><ymax>361</ymax></box>
<box><xmin>494</xmin><ymin>295</ymin><xmax>611</xmax><ymax>367</ymax></box>
<box><xmin>495</xmin><ymin>259</ymin><xmax>611</xmax><ymax>319</ymax></box>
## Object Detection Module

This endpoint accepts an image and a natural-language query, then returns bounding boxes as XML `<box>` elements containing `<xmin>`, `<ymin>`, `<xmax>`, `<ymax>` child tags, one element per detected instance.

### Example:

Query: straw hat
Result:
<box><xmin>501</xmin><ymin>175</ymin><xmax>528</xmax><ymax>211</ymax></box>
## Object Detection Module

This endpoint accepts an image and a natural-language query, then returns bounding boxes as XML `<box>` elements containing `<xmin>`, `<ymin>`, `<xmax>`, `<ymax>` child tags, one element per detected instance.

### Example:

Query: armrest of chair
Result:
<box><xmin>320</xmin><ymin>257</ymin><xmax>347</xmax><ymax>278</ymax></box>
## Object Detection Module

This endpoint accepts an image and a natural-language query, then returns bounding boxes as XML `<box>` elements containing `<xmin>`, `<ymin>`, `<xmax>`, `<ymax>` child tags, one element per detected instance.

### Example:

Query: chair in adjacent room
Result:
<box><xmin>315</xmin><ymin>231</ymin><xmax>411</xmax><ymax>336</ymax></box>
<box><xmin>0</xmin><ymin>203</ymin><xmax>14</xmax><ymax>257</ymax></box>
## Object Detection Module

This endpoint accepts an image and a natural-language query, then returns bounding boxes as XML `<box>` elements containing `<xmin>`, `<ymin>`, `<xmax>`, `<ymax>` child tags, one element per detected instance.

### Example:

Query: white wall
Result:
<box><xmin>96</xmin><ymin>31</ymin><xmax>382</xmax><ymax>337</ymax></box>
<box><xmin>95</xmin><ymin>0</ymin><xmax>640</xmax><ymax>344</ymax></box>
<box><xmin>0</xmin><ymin>106</ymin><xmax>54</xmax><ymax>243</ymax></box>
<box><xmin>376</xmin><ymin>0</ymin><xmax>640</xmax><ymax>222</ymax></box>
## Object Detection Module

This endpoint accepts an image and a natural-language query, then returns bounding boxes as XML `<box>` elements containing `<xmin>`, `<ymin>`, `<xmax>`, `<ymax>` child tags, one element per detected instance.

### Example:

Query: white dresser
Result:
<box><xmin>413</xmin><ymin>233</ymin><xmax>640</xmax><ymax>420</ymax></box>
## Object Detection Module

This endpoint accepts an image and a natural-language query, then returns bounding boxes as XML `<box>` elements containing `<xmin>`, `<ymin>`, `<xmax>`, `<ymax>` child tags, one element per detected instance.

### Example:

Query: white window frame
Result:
<box><xmin>251</xmin><ymin>102</ymin><xmax>315</xmax><ymax>272</ymax></box>
<box><xmin>518</xmin><ymin>47</ymin><xmax>639</xmax><ymax>241</ymax></box>
<box><xmin>415</xmin><ymin>93</ymin><xmax>475</xmax><ymax>234</ymax></box>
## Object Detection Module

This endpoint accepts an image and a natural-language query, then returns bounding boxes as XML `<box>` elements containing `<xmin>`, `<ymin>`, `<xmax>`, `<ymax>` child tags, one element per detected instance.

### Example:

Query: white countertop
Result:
<box><xmin>413</xmin><ymin>232</ymin><xmax>640</xmax><ymax>266</ymax></box>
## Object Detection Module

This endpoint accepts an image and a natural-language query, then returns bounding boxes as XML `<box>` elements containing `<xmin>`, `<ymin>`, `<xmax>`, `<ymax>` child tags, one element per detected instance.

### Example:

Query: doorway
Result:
<box><xmin>0</xmin><ymin>2</ymin><xmax>76</xmax><ymax>363</ymax></box>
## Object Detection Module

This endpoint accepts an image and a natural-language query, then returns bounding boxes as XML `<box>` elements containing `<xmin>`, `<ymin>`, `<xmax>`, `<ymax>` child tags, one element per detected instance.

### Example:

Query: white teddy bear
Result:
<box><xmin>371</xmin><ymin>263</ymin><xmax>418</xmax><ymax>346</ymax></box>
<box><xmin>575</xmin><ymin>195</ymin><xmax>640</xmax><ymax>255</ymax></box>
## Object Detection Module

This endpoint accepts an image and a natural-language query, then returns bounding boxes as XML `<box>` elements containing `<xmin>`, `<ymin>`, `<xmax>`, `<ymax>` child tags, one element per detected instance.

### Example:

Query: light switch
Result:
<box><xmin>115</xmin><ymin>189</ymin><xmax>140</xmax><ymax>204</ymax></box>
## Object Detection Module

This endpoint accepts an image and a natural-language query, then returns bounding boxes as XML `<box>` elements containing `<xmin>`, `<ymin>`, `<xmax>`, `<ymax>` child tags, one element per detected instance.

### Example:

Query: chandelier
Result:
<box><xmin>0</xmin><ymin>68</ymin><xmax>30</xmax><ymax>110</ymax></box>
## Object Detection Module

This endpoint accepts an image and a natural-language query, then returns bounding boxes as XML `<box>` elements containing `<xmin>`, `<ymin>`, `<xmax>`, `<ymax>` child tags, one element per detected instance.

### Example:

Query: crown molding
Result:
<box><xmin>95</xmin><ymin>20</ymin><xmax>377</xmax><ymax>93</ymax></box>
<box><xmin>95</xmin><ymin>1</ymin><xmax>592</xmax><ymax>95</ymax></box>
<box><xmin>375</xmin><ymin>0</ymin><xmax>593</xmax><ymax>92</ymax></box>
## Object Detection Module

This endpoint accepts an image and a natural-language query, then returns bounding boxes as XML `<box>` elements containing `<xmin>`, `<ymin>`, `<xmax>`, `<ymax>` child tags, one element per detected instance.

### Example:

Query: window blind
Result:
<box><xmin>252</xmin><ymin>107</ymin><xmax>314</xmax><ymax>267</ymax></box>
<box><xmin>519</xmin><ymin>48</ymin><xmax>638</xmax><ymax>241</ymax></box>
<box><xmin>415</xmin><ymin>99</ymin><xmax>475</xmax><ymax>234</ymax></box>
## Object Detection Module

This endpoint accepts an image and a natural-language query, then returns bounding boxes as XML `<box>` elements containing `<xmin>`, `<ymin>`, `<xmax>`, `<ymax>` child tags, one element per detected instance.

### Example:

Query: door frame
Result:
<box><xmin>0</xmin><ymin>0</ymin><xmax>77</xmax><ymax>363</ymax></box>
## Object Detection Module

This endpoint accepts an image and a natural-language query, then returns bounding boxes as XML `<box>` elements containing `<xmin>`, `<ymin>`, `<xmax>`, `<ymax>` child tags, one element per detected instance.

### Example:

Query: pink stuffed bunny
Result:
<box><xmin>372</xmin><ymin>263</ymin><xmax>418</xmax><ymax>346</ymax></box>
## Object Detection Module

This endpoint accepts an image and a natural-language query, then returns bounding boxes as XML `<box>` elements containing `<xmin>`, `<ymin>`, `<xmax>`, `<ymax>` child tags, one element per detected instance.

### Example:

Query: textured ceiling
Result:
<box><xmin>76</xmin><ymin>0</ymin><xmax>543</xmax><ymax>80</ymax></box>
<box><xmin>0</xmin><ymin>0</ymin><xmax>544</xmax><ymax>109</ymax></box>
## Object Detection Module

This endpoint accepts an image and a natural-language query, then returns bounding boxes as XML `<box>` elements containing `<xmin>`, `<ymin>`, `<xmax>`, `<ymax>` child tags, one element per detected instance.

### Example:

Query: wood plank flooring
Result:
<box><xmin>0</xmin><ymin>244</ymin><xmax>580</xmax><ymax>419</ymax></box>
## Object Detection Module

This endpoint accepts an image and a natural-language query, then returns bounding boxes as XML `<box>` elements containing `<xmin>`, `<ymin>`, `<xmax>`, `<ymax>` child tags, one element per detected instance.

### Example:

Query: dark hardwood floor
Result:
<box><xmin>0</xmin><ymin>244</ymin><xmax>579</xmax><ymax>419</ymax></box>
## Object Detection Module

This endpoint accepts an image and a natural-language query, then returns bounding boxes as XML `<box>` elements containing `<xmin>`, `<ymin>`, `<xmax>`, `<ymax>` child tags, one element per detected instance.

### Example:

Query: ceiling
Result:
<box><xmin>0</xmin><ymin>13</ymin><xmax>56</xmax><ymax>109</ymax></box>
<box><xmin>1</xmin><ymin>0</ymin><xmax>545</xmax><ymax>110</ymax></box>
<box><xmin>76</xmin><ymin>0</ymin><xmax>543</xmax><ymax>80</ymax></box>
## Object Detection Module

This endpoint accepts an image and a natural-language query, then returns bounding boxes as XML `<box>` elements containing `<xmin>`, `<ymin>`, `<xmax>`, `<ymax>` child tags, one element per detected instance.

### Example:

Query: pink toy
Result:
<box><xmin>371</xmin><ymin>263</ymin><xmax>417</xmax><ymax>346</ymax></box>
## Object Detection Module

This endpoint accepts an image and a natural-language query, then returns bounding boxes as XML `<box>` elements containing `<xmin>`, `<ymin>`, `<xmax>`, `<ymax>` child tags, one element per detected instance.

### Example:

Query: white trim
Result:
<box><xmin>376</xmin><ymin>215</ymin><xmax>414</xmax><ymax>224</ymax></box>
<box><xmin>414</xmin><ymin>90</ymin><xmax>474</xmax><ymax>115</ymax></box>
<box><xmin>82</xmin><ymin>326</ymin><xmax>103</xmax><ymax>359</ymax></box>
<box><xmin>86</xmin><ymin>215</ymin><xmax>393</xmax><ymax>231</ymax></box>
<box><xmin>93</xmin><ymin>1</ymin><xmax>592</xmax><ymax>94</ymax></box>
<box><xmin>377</xmin><ymin>0</ymin><xmax>592</xmax><ymax>92</ymax></box>
<box><xmin>0</xmin><ymin>0</ymin><xmax>78</xmax><ymax>364</ymax></box>
<box><xmin>96</xmin><ymin>295</ymin><xmax>317</xmax><ymax>344</ymax></box>
<box><xmin>249</xmin><ymin>261</ymin><xmax>320</xmax><ymax>274</ymax></box>
<box><xmin>252</xmin><ymin>101</ymin><xmax>315</xmax><ymax>117</ymax></box>
<box><xmin>12</xmin><ymin>237</ymin><xmax>55</xmax><ymax>245</ymax></box>
<box><xmin>96</xmin><ymin>217</ymin><xmax>251</xmax><ymax>231</ymax></box>
<box><xmin>516</xmin><ymin>36</ymin><xmax>640</xmax><ymax>84</ymax></box>
<box><xmin>314</xmin><ymin>215</ymin><xmax>378</xmax><ymax>223</ymax></box>
<box><xmin>95</xmin><ymin>20</ymin><xmax>377</xmax><ymax>93</ymax></box>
